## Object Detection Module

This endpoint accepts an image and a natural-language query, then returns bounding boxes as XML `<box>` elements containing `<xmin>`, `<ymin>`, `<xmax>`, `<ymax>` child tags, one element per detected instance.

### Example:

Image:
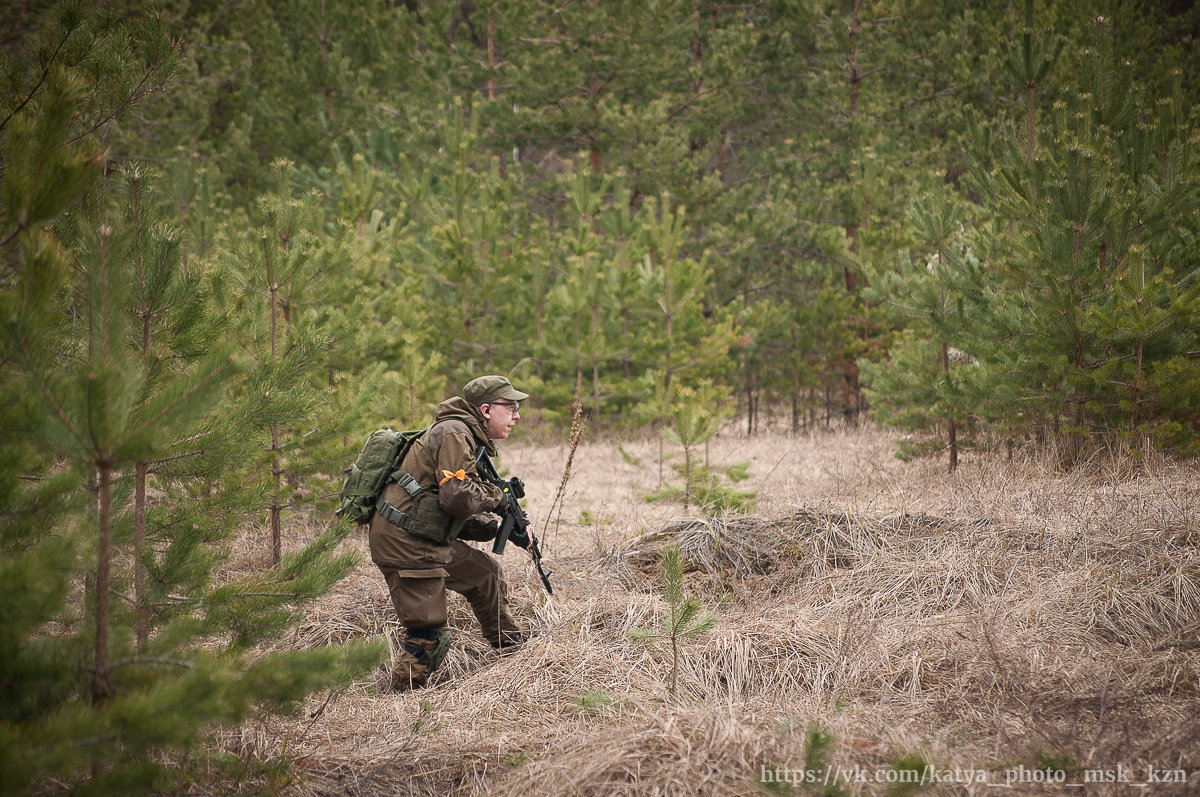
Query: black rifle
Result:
<box><xmin>475</xmin><ymin>447</ymin><xmax>553</xmax><ymax>595</ymax></box>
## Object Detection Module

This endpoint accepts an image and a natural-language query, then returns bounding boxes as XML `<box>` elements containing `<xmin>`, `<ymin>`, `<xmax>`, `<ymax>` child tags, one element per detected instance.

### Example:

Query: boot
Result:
<box><xmin>488</xmin><ymin>629</ymin><xmax>528</xmax><ymax>655</ymax></box>
<box><xmin>390</xmin><ymin>626</ymin><xmax>452</xmax><ymax>691</ymax></box>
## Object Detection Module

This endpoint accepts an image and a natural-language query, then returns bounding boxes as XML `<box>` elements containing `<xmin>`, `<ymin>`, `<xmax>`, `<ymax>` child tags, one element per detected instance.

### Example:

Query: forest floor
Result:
<box><xmin>218</xmin><ymin>425</ymin><xmax>1200</xmax><ymax>795</ymax></box>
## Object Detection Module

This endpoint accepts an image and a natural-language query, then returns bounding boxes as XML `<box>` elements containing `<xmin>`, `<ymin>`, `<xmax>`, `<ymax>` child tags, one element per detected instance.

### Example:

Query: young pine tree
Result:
<box><xmin>226</xmin><ymin>159</ymin><xmax>378</xmax><ymax>564</ymax></box>
<box><xmin>119</xmin><ymin>164</ymin><xmax>222</xmax><ymax>646</ymax></box>
<box><xmin>0</xmin><ymin>13</ymin><xmax>383</xmax><ymax>793</ymax></box>
<box><xmin>861</xmin><ymin>184</ymin><xmax>988</xmax><ymax>471</ymax></box>
<box><xmin>963</xmin><ymin>7</ymin><xmax>1200</xmax><ymax>458</ymax></box>
<box><xmin>662</xmin><ymin>383</ymin><xmax>727</xmax><ymax>511</ymax></box>
<box><xmin>630</xmin><ymin>545</ymin><xmax>718</xmax><ymax>699</ymax></box>
<box><xmin>635</xmin><ymin>194</ymin><xmax>736</xmax><ymax>395</ymax></box>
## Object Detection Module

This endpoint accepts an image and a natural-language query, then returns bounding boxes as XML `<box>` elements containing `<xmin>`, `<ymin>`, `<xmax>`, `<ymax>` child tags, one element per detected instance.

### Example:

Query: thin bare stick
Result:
<box><xmin>542</xmin><ymin>401</ymin><xmax>587</xmax><ymax>547</ymax></box>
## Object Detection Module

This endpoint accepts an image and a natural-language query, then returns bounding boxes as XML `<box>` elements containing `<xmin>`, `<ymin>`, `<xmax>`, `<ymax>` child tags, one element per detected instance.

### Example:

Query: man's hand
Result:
<box><xmin>508</xmin><ymin>524</ymin><xmax>533</xmax><ymax>550</ymax></box>
<box><xmin>494</xmin><ymin>491</ymin><xmax>514</xmax><ymax>515</ymax></box>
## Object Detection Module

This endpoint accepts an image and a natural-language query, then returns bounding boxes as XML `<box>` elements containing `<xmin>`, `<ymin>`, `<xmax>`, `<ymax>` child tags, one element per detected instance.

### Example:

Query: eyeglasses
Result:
<box><xmin>490</xmin><ymin>400</ymin><xmax>520</xmax><ymax>412</ymax></box>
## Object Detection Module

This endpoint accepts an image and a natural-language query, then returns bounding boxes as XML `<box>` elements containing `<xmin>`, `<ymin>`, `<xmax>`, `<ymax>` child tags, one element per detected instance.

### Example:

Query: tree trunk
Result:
<box><xmin>791</xmin><ymin>374</ymin><xmax>801</xmax><ymax>434</ymax></box>
<box><xmin>947</xmin><ymin>420</ymin><xmax>958</xmax><ymax>473</ymax></box>
<box><xmin>670</xmin><ymin>631</ymin><xmax>679</xmax><ymax>698</ymax></box>
<box><xmin>657</xmin><ymin>433</ymin><xmax>664</xmax><ymax>488</ymax></box>
<box><xmin>269</xmin><ymin>277</ymin><xmax>283</xmax><ymax>567</ymax></box>
<box><xmin>93</xmin><ymin>462</ymin><xmax>114</xmax><ymax>702</ymax></box>
<box><xmin>618</xmin><ymin>238</ymin><xmax>633</xmax><ymax>380</ymax></box>
<box><xmin>320</xmin><ymin>0</ymin><xmax>334</xmax><ymax>122</ymax></box>
<box><xmin>938</xmin><ymin>255</ymin><xmax>957</xmax><ymax>473</ymax></box>
<box><xmin>135</xmin><ymin>461</ymin><xmax>149</xmax><ymax>646</ymax></box>
<box><xmin>1132</xmin><ymin>338</ymin><xmax>1143</xmax><ymax>429</ymax></box>
<box><xmin>663</xmin><ymin>268</ymin><xmax>674</xmax><ymax>391</ymax></box>
<box><xmin>683</xmin><ymin>445</ymin><xmax>692</xmax><ymax>510</ymax></box>
<box><xmin>271</xmin><ymin>423</ymin><xmax>282</xmax><ymax>567</ymax></box>
<box><xmin>745</xmin><ymin>382</ymin><xmax>755</xmax><ymax>437</ymax></box>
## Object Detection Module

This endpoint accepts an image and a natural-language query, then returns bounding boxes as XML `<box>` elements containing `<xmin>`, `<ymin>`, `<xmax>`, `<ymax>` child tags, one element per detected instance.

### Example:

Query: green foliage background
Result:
<box><xmin>68</xmin><ymin>0</ymin><xmax>1193</xmax><ymax>461</ymax></box>
<box><xmin>8</xmin><ymin>1</ymin><xmax>1192</xmax><ymax>453</ymax></box>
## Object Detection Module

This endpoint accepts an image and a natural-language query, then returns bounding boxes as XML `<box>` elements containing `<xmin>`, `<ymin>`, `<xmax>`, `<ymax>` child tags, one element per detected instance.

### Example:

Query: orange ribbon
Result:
<box><xmin>439</xmin><ymin>468</ymin><xmax>467</xmax><ymax>485</ymax></box>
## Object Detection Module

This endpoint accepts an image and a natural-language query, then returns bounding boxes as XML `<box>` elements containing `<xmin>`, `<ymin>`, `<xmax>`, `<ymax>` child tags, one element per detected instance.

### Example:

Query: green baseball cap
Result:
<box><xmin>463</xmin><ymin>375</ymin><xmax>530</xmax><ymax>407</ymax></box>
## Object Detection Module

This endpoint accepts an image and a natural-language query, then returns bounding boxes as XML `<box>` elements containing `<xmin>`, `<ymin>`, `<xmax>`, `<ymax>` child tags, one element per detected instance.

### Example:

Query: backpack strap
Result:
<box><xmin>375</xmin><ymin>481</ymin><xmax>466</xmax><ymax>545</ymax></box>
<box><xmin>373</xmin><ymin>423</ymin><xmax>429</xmax><ymax>529</ymax></box>
<box><xmin>376</xmin><ymin>469</ymin><xmax>424</xmax><ymax>528</ymax></box>
<box><xmin>373</xmin><ymin>418</ymin><xmax>473</xmax><ymax>546</ymax></box>
<box><xmin>391</xmin><ymin>470</ymin><xmax>423</xmax><ymax>497</ymax></box>
<box><xmin>382</xmin><ymin>416</ymin><xmax>470</xmax><ymax>492</ymax></box>
<box><xmin>381</xmin><ymin>424</ymin><xmax>432</xmax><ymax>491</ymax></box>
<box><xmin>375</xmin><ymin>497</ymin><xmax>409</xmax><ymax>528</ymax></box>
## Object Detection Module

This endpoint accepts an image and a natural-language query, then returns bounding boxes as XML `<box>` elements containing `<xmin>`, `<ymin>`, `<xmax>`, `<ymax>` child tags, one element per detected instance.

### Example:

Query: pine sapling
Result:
<box><xmin>631</xmin><ymin>544</ymin><xmax>717</xmax><ymax>697</ymax></box>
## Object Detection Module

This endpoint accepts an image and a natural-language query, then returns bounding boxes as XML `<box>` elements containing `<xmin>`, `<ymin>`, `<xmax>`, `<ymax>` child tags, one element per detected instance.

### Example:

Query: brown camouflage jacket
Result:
<box><xmin>368</xmin><ymin>397</ymin><xmax>504</xmax><ymax>573</ymax></box>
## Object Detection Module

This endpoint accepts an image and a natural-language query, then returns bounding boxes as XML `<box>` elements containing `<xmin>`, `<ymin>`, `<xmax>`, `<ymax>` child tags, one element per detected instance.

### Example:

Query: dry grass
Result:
<box><xmin>207</xmin><ymin>426</ymin><xmax>1200</xmax><ymax>795</ymax></box>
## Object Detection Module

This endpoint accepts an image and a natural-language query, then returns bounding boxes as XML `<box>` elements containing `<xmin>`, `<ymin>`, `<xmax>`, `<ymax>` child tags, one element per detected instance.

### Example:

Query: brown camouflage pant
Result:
<box><xmin>379</xmin><ymin>540</ymin><xmax>520</xmax><ymax>647</ymax></box>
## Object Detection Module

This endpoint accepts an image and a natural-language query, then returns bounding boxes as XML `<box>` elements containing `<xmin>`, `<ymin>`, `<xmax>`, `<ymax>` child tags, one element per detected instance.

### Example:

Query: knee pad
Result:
<box><xmin>404</xmin><ymin>626</ymin><xmax>453</xmax><ymax>673</ymax></box>
<box><xmin>428</xmin><ymin>626</ymin><xmax>452</xmax><ymax>671</ymax></box>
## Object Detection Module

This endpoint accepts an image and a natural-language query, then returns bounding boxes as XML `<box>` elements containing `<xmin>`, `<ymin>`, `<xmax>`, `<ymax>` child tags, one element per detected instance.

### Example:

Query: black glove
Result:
<box><xmin>508</xmin><ymin>523</ymin><xmax>533</xmax><ymax>550</ymax></box>
<box><xmin>494</xmin><ymin>491</ymin><xmax>514</xmax><ymax>515</ymax></box>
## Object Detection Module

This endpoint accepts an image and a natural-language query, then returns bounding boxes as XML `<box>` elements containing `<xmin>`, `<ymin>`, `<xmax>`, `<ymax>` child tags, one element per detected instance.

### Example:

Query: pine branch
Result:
<box><xmin>123</xmin><ymin>354</ymin><xmax>235</xmax><ymax>444</ymax></box>
<box><xmin>0</xmin><ymin>24</ymin><xmax>77</xmax><ymax>134</ymax></box>
<box><xmin>101</xmin><ymin>657</ymin><xmax>195</xmax><ymax>674</ymax></box>
<box><xmin>144</xmin><ymin>448</ymin><xmax>207</xmax><ymax>468</ymax></box>
<box><xmin>67</xmin><ymin>59</ymin><xmax>176</xmax><ymax>145</ymax></box>
<box><xmin>15</xmin><ymin>332</ymin><xmax>89</xmax><ymax>454</ymax></box>
<box><xmin>235</xmin><ymin>591</ymin><xmax>326</xmax><ymax>600</ymax></box>
<box><xmin>662</xmin><ymin>82</ymin><xmax>727</xmax><ymax>125</ymax></box>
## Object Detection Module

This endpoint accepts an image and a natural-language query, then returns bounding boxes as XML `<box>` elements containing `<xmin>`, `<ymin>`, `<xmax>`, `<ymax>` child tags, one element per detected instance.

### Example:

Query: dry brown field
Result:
<box><xmin>224</xmin><ymin>426</ymin><xmax>1200</xmax><ymax>795</ymax></box>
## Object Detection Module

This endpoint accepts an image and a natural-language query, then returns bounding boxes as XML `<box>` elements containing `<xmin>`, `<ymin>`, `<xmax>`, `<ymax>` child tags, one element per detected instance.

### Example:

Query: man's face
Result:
<box><xmin>481</xmin><ymin>400</ymin><xmax>520</xmax><ymax>439</ymax></box>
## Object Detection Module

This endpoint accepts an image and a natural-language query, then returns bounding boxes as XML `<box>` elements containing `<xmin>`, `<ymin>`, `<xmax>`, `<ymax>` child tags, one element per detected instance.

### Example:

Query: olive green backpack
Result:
<box><xmin>335</xmin><ymin>426</ymin><xmax>424</xmax><ymax>525</ymax></box>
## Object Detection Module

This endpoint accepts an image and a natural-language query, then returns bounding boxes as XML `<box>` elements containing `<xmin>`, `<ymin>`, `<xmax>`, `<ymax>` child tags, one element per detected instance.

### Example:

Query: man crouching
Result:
<box><xmin>368</xmin><ymin>375</ymin><xmax>531</xmax><ymax>690</ymax></box>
